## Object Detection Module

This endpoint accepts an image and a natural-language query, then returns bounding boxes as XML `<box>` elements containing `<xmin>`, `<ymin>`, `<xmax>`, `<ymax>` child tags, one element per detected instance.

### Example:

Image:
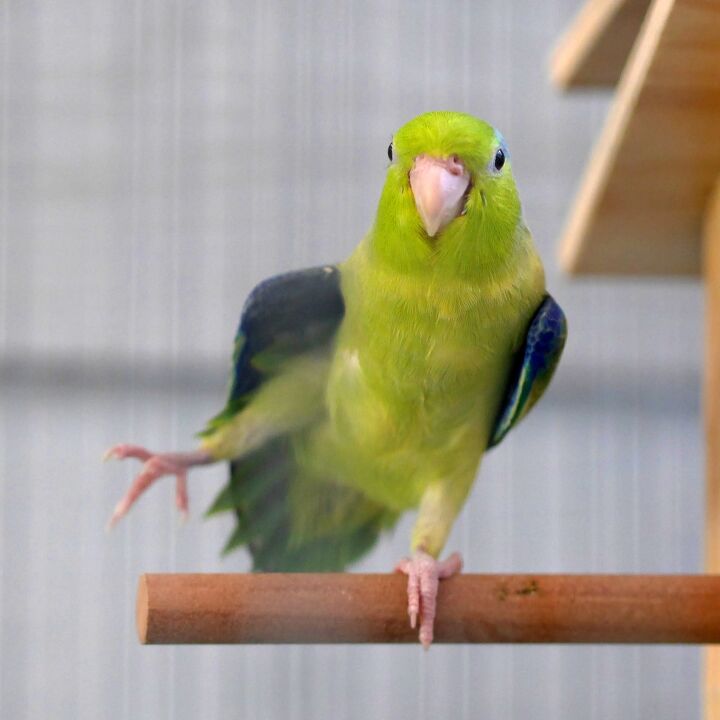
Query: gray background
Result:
<box><xmin>0</xmin><ymin>0</ymin><xmax>704</xmax><ymax>718</ymax></box>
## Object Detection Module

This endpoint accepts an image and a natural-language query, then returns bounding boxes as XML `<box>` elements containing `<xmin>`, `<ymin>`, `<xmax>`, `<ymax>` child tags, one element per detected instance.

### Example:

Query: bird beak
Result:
<box><xmin>409</xmin><ymin>154</ymin><xmax>471</xmax><ymax>237</ymax></box>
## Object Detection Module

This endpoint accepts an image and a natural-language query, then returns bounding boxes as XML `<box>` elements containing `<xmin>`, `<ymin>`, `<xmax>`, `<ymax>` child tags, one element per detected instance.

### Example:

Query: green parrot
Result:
<box><xmin>105</xmin><ymin>111</ymin><xmax>566</xmax><ymax>647</ymax></box>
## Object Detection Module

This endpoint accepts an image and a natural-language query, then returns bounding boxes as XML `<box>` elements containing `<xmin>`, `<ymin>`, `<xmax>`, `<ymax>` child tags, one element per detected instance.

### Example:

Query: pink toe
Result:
<box><xmin>419</xmin><ymin>623</ymin><xmax>433</xmax><ymax>649</ymax></box>
<box><xmin>176</xmin><ymin>475</ymin><xmax>189</xmax><ymax>513</ymax></box>
<box><xmin>407</xmin><ymin>574</ymin><xmax>420</xmax><ymax>625</ymax></box>
<box><xmin>104</xmin><ymin>444</ymin><xmax>154</xmax><ymax>462</ymax></box>
<box><xmin>437</xmin><ymin>552</ymin><xmax>463</xmax><ymax>578</ymax></box>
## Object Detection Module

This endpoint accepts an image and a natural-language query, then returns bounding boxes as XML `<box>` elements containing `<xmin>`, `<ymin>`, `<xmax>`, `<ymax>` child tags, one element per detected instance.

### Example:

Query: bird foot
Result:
<box><xmin>395</xmin><ymin>550</ymin><xmax>462</xmax><ymax>648</ymax></box>
<box><xmin>103</xmin><ymin>444</ymin><xmax>211</xmax><ymax>528</ymax></box>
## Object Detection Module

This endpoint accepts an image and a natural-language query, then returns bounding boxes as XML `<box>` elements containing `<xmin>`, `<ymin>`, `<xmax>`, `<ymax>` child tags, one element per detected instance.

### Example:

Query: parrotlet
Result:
<box><xmin>105</xmin><ymin>111</ymin><xmax>567</xmax><ymax>647</ymax></box>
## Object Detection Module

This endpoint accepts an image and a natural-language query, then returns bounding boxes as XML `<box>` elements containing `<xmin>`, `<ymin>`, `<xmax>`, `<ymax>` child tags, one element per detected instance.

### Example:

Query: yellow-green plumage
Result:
<box><xmin>202</xmin><ymin>112</ymin><xmax>556</xmax><ymax>570</ymax></box>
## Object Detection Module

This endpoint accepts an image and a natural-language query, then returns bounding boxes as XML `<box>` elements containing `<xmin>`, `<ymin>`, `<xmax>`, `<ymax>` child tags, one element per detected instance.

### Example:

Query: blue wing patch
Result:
<box><xmin>201</xmin><ymin>265</ymin><xmax>344</xmax><ymax>434</ymax></box>
<box><xmin>488</xmin><ymin>294</ymin><xmax>567</xmax><ymax>448</ymax></box>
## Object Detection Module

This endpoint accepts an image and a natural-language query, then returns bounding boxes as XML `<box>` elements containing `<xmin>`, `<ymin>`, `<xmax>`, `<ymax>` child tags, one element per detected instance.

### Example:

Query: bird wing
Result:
<box><xmin>201</xmin><ymin>265</ymin><xmax>345</xmax><ymax>435</ymax></box>
<box><xmin>487</xmin><ymin>294</ymin><xmax>567</xmax><ymax>448</ymax></box>
<box><xmin>202</xmin><ymin>265</ymin><xmax>398</xmax><ymax>570</ymax></box>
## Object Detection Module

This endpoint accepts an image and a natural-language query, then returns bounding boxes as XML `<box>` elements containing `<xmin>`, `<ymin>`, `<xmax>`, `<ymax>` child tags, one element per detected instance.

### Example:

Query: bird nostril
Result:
<box><xmin>448</xmin><ymin>155</ymin><xmax>464</xmax><ymax>176</ymax></box>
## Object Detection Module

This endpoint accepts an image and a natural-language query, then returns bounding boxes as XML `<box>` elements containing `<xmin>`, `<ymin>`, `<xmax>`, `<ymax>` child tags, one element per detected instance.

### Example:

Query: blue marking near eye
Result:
<box><xmin>494</xmin><ymin>130</ymin><xmax>510</xmax><ymax>160</ymax></box>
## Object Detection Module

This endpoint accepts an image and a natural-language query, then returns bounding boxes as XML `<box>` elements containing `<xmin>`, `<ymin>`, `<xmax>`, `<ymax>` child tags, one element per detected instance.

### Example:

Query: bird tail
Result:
<box><xmin>206</xmin><ymin>434</ymin><xmax>398</xmax><ymax>571</ymax></box>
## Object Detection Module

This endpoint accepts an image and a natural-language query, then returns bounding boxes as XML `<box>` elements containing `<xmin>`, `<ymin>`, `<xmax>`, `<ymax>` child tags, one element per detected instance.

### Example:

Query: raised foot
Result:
<box><xmin>395</xmin><ymin>550</ymin><xmax>463</xmax><ymax>649</ymax></box>
<box><xmin>103</xmin><ymin>444</ymin><xmax>211</xmax><ymax>529</ymax></box>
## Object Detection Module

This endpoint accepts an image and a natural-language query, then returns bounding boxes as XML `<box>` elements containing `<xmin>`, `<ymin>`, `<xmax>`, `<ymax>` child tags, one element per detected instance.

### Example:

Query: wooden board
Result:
<box><xmin>551</xmin><ymin>0</ymin><xmax>652</xmax><ymax>89</ymax></box>
<box><xmin>704</xmin><ymin>183</ymin><xmax>720</xmax><ymax>719</ymax></box>
<box><xmin>558</xmin><ymin>0</ymin><xmax>720</xmax><ymax>276</ymax></box>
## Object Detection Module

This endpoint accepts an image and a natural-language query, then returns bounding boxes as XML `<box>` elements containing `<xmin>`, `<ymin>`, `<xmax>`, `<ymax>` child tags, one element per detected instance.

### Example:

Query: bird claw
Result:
<box><xmin>103</xmin><ymin>444</ymin><xmax>153</xmax><ymax>463</ymax></box>
<box><xmin>105</xmin><ymin>502</ymin><xmax>125</xmax><ymax>532</ymax></box>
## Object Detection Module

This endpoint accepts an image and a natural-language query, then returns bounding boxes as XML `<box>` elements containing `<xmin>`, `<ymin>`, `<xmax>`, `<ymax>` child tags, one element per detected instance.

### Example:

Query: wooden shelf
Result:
<box><xmin>551</xmin><ymin>0</ymin><xmax>652</xmax><ymax>89</ymax></box>
<box><xmin>556</xmin><ymin>0</ymin><xmax>720</xmax><ymax>276</ymax></box>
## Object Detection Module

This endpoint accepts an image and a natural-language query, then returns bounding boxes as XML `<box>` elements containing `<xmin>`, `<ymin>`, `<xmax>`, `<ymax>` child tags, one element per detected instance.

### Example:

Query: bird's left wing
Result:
<box><xmin>488</xmin><ymin>294</ymin><xmax>567</xmax><ymax>448</ymax></box>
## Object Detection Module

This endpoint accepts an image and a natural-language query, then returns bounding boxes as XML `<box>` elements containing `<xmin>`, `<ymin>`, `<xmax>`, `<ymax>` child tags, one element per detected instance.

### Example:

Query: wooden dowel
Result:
<box><xmin>137</xmin><ymin>574</ymin><xmax>720</xmax><ymax>645</ymax></box>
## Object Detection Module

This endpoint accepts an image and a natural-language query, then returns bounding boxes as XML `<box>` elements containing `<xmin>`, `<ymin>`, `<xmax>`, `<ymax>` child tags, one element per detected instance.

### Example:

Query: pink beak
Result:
<box><xmin>409</xmin><ymin>154</ymin><xmax>471</xmax><ymax>237</ymax></box>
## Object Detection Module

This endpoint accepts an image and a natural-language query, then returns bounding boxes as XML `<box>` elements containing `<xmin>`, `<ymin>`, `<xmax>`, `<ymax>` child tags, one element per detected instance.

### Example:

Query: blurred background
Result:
<box><xmin>0</xmin><ymin>0</ymin><xmax>704</xmax><ymax>718</ymax></box>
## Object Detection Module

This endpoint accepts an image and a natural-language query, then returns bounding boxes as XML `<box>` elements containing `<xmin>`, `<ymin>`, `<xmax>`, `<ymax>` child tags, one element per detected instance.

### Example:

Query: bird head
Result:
<box><xmin>372</xmin><ymin>112</ymin><xmax>523</xmax><ymax>278</ymax></box>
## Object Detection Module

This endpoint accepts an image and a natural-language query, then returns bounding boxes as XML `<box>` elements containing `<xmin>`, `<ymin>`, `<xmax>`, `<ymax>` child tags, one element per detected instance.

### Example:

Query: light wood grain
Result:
<box><xmin>704</xmin><ymin>182</ymin><xmax>720</xmax><ymax>720</ymax></box>
<box><xmin>137</xmin><ymin>573</ymin><xmax>720</xmax><ymax>644</ymax></box>
<box><xmin>551</xmin><ymin>0</ymin><xmax>652</xmax><ymax>89</ymax></box>
<box><xmin>558</xmin><ymin>0</ymin><xmax>720</xmax><ymax>275</ymax></box>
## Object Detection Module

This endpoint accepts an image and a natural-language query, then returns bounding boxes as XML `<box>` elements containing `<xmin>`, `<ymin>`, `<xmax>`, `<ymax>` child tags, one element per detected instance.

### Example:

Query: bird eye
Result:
<box><xmin>494</xmin><ymin>148</ymin><xmax>505</xmax><ymax>171</ymax></box>
<box><xmin>387</xmin><ymin>143</ymin><xmax>393</xmax><ymax>162</ymax></box>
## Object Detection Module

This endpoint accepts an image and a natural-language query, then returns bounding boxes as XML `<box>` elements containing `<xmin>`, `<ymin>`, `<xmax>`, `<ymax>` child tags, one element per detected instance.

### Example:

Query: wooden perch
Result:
<box><xmin>137</xmin><ymin>573</ymin><xmax>720</xmax><ymax>645</ymax></box>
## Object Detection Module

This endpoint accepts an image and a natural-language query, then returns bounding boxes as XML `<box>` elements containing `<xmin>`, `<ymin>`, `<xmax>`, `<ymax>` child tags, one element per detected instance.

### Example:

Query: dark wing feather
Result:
<box><xmin>201</xmin><ymin>265</ymin><xmax>344</xmax><ymax>434</ymax></box>
<box><xmin>488</xmin><ymin>294</ymin><xmax>567</xmax><ymax>449</ymax></box>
